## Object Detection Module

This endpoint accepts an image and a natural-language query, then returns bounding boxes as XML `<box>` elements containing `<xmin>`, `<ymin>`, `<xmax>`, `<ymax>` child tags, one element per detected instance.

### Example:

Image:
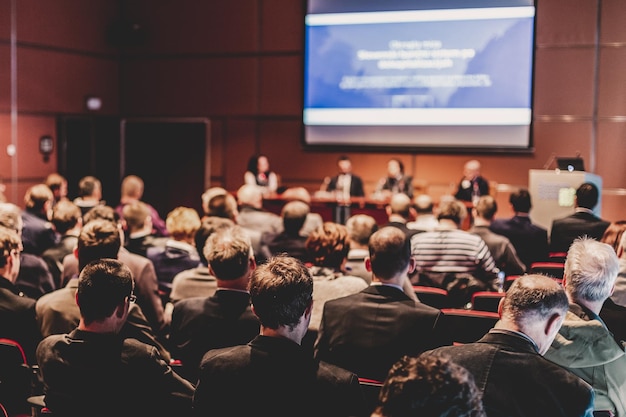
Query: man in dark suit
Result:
<box><xmin>549</xmin><ymin>182</ymin><xmax>610</xmax><ymax>253</ymax></box>
<box><xmin>169</xmin><ymin>225</ymin><xmax>260</xmax><ymax>381</ymax></box>
<box><xmin>314</xmin><ymin>226</ymin><xmax>446</xmax><ymax>382</ymax></box>
<box><xmin>325</xmin><ymin>155</ymin><xmax>365</xmax><ymax>198</ymax></box>
<box><xmin>490</xmin><ymin>188</ymin><xmax>549</xmax><ymax>270</ymax></box>
<box><xmin>426</xmin><ymin>274</ymin><xmax>594</xmax><ymax>417</ymax></box>
<box><xmin>193</xmin><ymin>255</ymin><xmax>367</xmax><ymax>417</ymax></box>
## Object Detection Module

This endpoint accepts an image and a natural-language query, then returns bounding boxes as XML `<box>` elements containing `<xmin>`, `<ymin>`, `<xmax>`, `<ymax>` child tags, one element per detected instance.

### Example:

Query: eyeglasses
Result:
<box><xmin>128</xmin><ymin>294</ymin><xmax>137</xmax><ymax>303</ymax></box>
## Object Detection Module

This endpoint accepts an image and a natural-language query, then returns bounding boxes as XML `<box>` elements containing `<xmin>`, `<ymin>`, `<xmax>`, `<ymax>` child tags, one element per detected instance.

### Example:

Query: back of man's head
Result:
<box><xmin>305</xmin><ymin>222</ymin><xmax>350</xmax><ymax>269</ymax></box>
<box><xmin>207</xmin><ymin>193</ymin><xmax>238</xmax><ymax>221</ymax></box>
<box><xmin>78</xmin><ymin>176</ymin><xmax>101</xmax><ymax>198</ymax></box>
<box><xmin>237</xmin><ymin>184</ymin><xmax>263</xmax><ymax>208</ymax></box>
<box><xmin>77</xmin><ymin>258</ymin><xmax>133</xmax><ymax>325</ymax></box>
<box><xmin>510</xmin><ymin>188</ymin><xmax>532</xmax><ymax>213</ymax></box>
<box><xmin>0</xmin><ymin>202</ymin><xmax>24</xmax><ymax>233</ymax></box>
<box><xmin>575</xmin><ymin>182</ymin><xmax>599</xmax><ymax>210</ymax></box>
<box><xmin>120</xmin><ymin>175</ymin><xmax>144</xmax><ymax>199</ymax></box>
<box><xmin>248</xmin><ymin>255</ymin><xmax>313</xmax><ymax>330</ymax></box>
<box><xmin>205</xmin><ymin>225</ymin><xmax>252</xmax><ymax>280</ymax></box>
<box><xmin>281</xmin><ymin>201</ymin><xmax>309</xmax><ymax>235</ymax></box>
<box><xmin>24</xmin><ymin>184</ymin><xmax>53</xmax><ymax>211</ymax></box>
<box><xmin>500</xmin><ymin>274</ymin><xmax>569</xmax><ymax>352</ymax></box>
<box><xmin>373</xmin><ymin>353</ymin><xmax>485</xmax><ymax>417</ymax></box>
<box><xmin>437</xmin><ymin>198</ymin><xmax>467</xmax><ymax>226</ymax></box>
<box><xmin>414</xmin><ymin>194</ymin><xmax>434</xmax><ymax>215</ymax></box>
<box><xmin>346</xmin><ymin>214</ymin><xmax>378</xmax><ymax>247</ymax></box>
<box><xmin>281</xmin><ymin>187</ymin><xmax>312</xmax><ymax>204</ymax></box>
<box><xmin>83</xmin><ymin>205</ymin><xmax>119</xmax><ymax>225</ymax></box>
<box><xmin>195</xmin><ymin>218</ymin><xmax>235</xmax><ymax>266</ymax></box>
<box><xmin>0</xmin><ymin>226</ymin><xmax>22</xmax><ymax>272</ymax></box>
<box><xmin>77</xmin><ymin>219</ymin><xmax>121</xmax><ymax>271</ymax></box>
<box><xmin>165</xmin><ymin>206</ymin><xmax>201</xmax><ymax>241</ymax></box>
<box><xmin>388</xmin><ymin>193</ymin><xmax>413</xmax><ymax>220</ymax></box>
<box><xmin>51</xmin><ymin>200</ymin><xmax>82</xmax><ymax>235</ymax></box>
<box><xmin>474</xmin><ymin>195</ymin><xmax>497</xmax><ymax>221</ymax></box>
<box><xmin>565</xmin><ymin>237</ymin><xmax>619</xmax><ymax>303</ymax></box>
<box><xmin>122</xmin><ymin>200</ymin><xmax>150</xmax><ymax>233</ymax></box>
<box><xmin>368</xmin><ymin>226</ymin><xmax>410</xmax><ymax>280</ymax></box>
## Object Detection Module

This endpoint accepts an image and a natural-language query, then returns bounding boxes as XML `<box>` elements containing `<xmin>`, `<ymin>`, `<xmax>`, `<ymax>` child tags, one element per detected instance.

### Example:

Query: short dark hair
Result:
<box><xmin>50</xmin><ymin>200</ymin><xmax>82</xmax><ymax>234</ymax></box>
<box><xmin>248</xmin><ymin>255</ymin><xmax>313</xmax><ymax>330</ymax></box>
<box><xmin>373</xmin><ymin>353</ymin><xmax>485</xmax><ymax>417</ymax></box>
<box><xmin>474</xmin><ymin>196</ymin><xmax>497</xmax><ymax>221</ymax></box>
<box><xmin>437</xmin><ymin>199</ymin><xmax>467</xmax><ymax>225</ymax></box>
<box><xmin>76</xmin><ymin>258</ymin><xmax>133</xmax><ymax>325</ymax></box>
<box><xmin>509</xmin><ymin>188</ymin><xmax>532</xmax><ymax>213</ymax></box>
<box><xmin>369</xmin><ymin>227</ymin><xmax>410</xmax><ymax>280</ymax></box>
<box><xmin>281</xmin><ymin>201</ymin><xmax>309</xmax><ymax>235</ymax></box>
<box><xmin>305</xmin><ymin>222</ymin><xmax>350</xmax><ymax>269</ymax></box>
<box><xmin>205</xmin><ymin>225</ymin><xmax>252</xmax><ymax>280</ymax></box>
<box><xmin>195</xmin><ymin>218</ymin><xmax>235</xmax><ymax>265</ymax></box>
<box><xmin>78</xmin><ymin>176</ymin><xmax>101</xmax><ymax>198</ymax></box>
<box><xmin>576</xmin><ymin>182</ymin><xmax>599</xmax><ymax>209</ymax></box>
<box><xmin>83</xmin><ymin>205</ymin><xmax>119</xmax><ymax>225</ymax></box>
<box><xmin>77</xmin><ymin>219</ymin><xmax>121</xmax><ymax>271</ymax></box>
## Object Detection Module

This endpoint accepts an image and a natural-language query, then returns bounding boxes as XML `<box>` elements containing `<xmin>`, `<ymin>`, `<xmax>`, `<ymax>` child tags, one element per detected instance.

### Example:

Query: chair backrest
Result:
<box><xmin>412</xmin><ymin>285</ymin><xmax>449</xmax><ymax>309</ymax></box>
<box><xmin>0</xmin><ymin>339</ymin><xmax>34</xmax><ymax>415</ymax></box>
<box><xmin>438</xmin><ymin>309</ymin><xmax>499</xmax><ymax>344</ymax></box>
<box><xmin>530</xmin><ymin>262</ymin><xmax>565</xmax><ymax>279</ymax></box>
<box><xmin>358</xmin><ymin>377</ymin><xmax>383</xmax><ymax>415</ymax></box>
<box><xmin>470</xmin><ymin>291</ymin><xmax>505</xmax><ymax>313</ymax></box>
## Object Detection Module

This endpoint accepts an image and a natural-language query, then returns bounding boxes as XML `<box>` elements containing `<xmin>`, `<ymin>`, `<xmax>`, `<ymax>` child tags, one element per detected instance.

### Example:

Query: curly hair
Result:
<box><xmin>305</xmin><ymin>222</ymin><xmax>350</xmax><ymax>269</ymax></box>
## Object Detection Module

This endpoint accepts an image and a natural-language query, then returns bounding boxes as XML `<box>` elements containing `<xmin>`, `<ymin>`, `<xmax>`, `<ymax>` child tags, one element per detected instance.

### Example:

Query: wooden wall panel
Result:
<box><xmin>259</xmin><ymin>56</ymin><xmax>301</xmax><ymax>115</ymax></box>
<box><xmin>535</xmin><ymin>0</ymin><xmax>598</xmax><ymax>46</ymax></box>
<box><xmin>598</xmin><ymin>48</ymin><xmax>626</xmax><ymax>117</ymax></box>
<box><xmin>222</xmin><ymin>119</ymin><xmax>258</xmax><ymax>192</ymax></box>
<box><xmin>261</xmin><ymin>0</ymin><xmax>305</xmax><ymax>51</ymax></box>
<box><xmin>0</xmin><ymin>0</ymin><xmax>10</xmax><ymax>40</ymax></box>
<box><xmin>601</xmin><ymin>0</ymin><xmax>626</xmax><ymax>43</ymax></box>
<box><xmin>0</xmin><ymin>45</ymin><xmax>10</xmax><ymax>111</ymax></box>
<box><xmin>596</xmin><ymin>122</ymin><xmax>626</xmax><ymax>189</ymax></box>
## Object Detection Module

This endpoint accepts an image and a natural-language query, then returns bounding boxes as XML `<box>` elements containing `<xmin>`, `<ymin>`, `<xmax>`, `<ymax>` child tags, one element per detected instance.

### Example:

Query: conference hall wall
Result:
<box><xmin>0</xmin><ymin>0</ymin><xmax>625</xmax><ymax>223</ymax></box>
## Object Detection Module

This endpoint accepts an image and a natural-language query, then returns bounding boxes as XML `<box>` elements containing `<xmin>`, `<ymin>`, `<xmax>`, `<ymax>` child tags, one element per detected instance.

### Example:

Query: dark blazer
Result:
<box><xmin>600</xmin><ymin>297</ymin><xmax>626</xmax><ymax>348</ymax></box>
<box><xmin>20</xmin><ymin>210</ymin><xmax>57</xmax><ymax>256</ymax></box>
<box><xmin>454</xmin><ymin>175</ymin><xmax>489</xmax><ymax>202</ymax></box>
<box><xmin>16</xmin><ymin>252</ymin><xmax>56</xmax><ymax>300</ymax></box>
<box><xmin>41</xmin><ymin>234</ymin><xmax>78</xmax><ymax>289</ymax></box>
<box><xmin>314</xmin><ymin>284</ymin><xmax>446</xmax><ymax>381</ymax></box>
<box><xmin>194</xmin><ymin>335</ymin><xmax>367</xmax><ymax>417</ymax></box>
<box><xmin>379</xmin><ymin>175</ymin><xmax>414</xmax><ymax>198</ymax></box>
<box><xmin>428</xmin><ymin>330</ymin><xmax>594</xmax><ymax>417</ymax></box>
<box><xmin>0</xmin><ymin>276</ymin><xmax>41</xmax><ymax>365</ymax></box>
<box><xmin>169</xmin><ymin>290</ymin><xmax>260</xmax><ymax>381</ymax></box>
<box><xmin>549</xmin><ymin>211</ymin><xmax>610</xmax><ymax>253</ymax></box>
<box><xmin>327</xmin><ymin>174</ymin><xmax>365</xmax><ymax>197</ymax></box>
<box><xmin>490</xmin><ymin>215</ymin><xmax>549</xmax><ymax>270</ymax></box>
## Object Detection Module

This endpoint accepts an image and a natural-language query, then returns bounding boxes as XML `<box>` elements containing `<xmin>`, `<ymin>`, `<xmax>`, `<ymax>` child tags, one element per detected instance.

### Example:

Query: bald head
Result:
<box><xmin>237</xmin><ymin>184</ymin><xmax>263</xmax><ymax>208</ymax></box>
<box><xmin>387</xmin><ymin>193</ymin><xmax>414</xmax><ymax>220</ymax></box>
<box><xmin>463</xmin><ymin>159</ymin><xmax>481</xmax><ymax>181</ymax></box>
<box><xmin>414</xmin><ymin>194</ymin><xmax>434</xmax><ymax>214</ymax></box>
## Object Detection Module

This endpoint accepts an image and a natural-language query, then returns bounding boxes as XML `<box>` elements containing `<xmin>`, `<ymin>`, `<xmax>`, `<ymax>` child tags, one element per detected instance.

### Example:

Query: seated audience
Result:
<box><xmin>428</xmin><ymin>274</ymin><xmax>595</xmax><ymax>417</ymax></box>
<box><xmin>0</xmin><ymin>226</ymin><xmax>42</xmax><ymax>365</ymax></box>
<box><xmin>406</xmin><ymin>193</ymin><xmax>439</xmax><ymax>232</ymax></box>
<box><xmin>549</xmin><ymin>182</ymin><xmax>610</xmax><ymax>253</ymax></box>
<box><xmin>380</xmin><ymin>193</ymin><xmax>420</xmax><ymax>239</ymax></box>
<box><xmin>36</xmin><ymin>218</ymin><xmax>170</xmax><ymax>360</ymax></box>
<box><xmin>21</xmin><ymin>183</ymin><xmax>57</xmax><ymax>256</ymax></box>
<box><xmin>41</xmin><ymin>200</ymin><xmax>83</xmax><ymax>288</ymax></box>
<box><xmin>305</xmin><ymin>222</ymin><xmax>369</xmax><ymax>332</ymax></box>
<box><xmin>600</xmin><ymin>220</ymin><xmax>626</xmax><ymax>254</ymax></box>
<box><xmin>280</xmin><ymin>186</ymin><xmax>323</xmax><ymax>237</ymax></box>
<box><xmin>374</xmin><ymin>158</ymin><xmax>413</xmax><ymax>199</ymax></box>
<box><xmin>410</xmin><ymin>198</ymin><xmax>500</xmax><ymax>307</ymax></box>
<box><xmin>260</xmin><ymin>200</ymin><xmax>311</xmax><ymax>263</ymax></box>
<box><xmin>169</xmin><ymin>225</ymin><xmax>260</xmax><ymax>381</ymax></box>
<box><xmin>193</xmin><ymin>255</ymin><xmax>367</xmax><ymax>417</ymax></box>
<box><xmin>72</xmin><ymin>175</ymin><xmax>105</xmax><ymax>219</ymax></box>
<box><xmin>200</xmin><ymin>187</ymin><xmax>232</xmax><ymax>222</ymax></box>
<box><xmin>469</xmin><ymin>195</ymin><xmax>526</xmax><ymax>277</ymax></box>
<box><xmin>122</xmin><ymin>200</ymin><xmax>160</xmax><ymax>258</ymax></box>
<box><xmin>36</xmin><ymin>258</ymin><xmax>194</xmax><ymax>417</ymax></box>
<box><xmin>372</xmin><ymin>353</ymin><xmax>485</xmax><ymax>417</ymax></box>
<box><xmin>236</xmin><ymin>183</ymin><xmax>282</xmax><ymax>236</ymax></box>
<box><xmin>146</xmin><ymin>206</ymin><xmax>202</xmax><ymax>300</ymax></box>
<box><xmin>545</xmin><ymin>237</ymin><xmax>626</xmax><ymax>416</ymax></box>
<box><xmin>454</xmin><ymin>159</ymin><xmax>489</xmax><ymax>203</ymax></box>
<box><xmin>489</xmin><ymin>187</ymin><xmax>549</xmax><ymax>270</ymax></box>
<box><xmin>314</xmin><ymin>226</ymin><xmax>446</xmax><ymax>382</ymax></box>
<box><xmin>44</xmin><ymin>172</ymin><xmax>69</xmax><ymax>208</ymax></box>
<box><xmin>244</xmin><ymin>154</ymin><xmax>279</xmax><ymax>196</ymax></box>
<box><xmin>115</xmin><ymin>174</ymin><xmax>168</xmax><ymax>237</ymax></box>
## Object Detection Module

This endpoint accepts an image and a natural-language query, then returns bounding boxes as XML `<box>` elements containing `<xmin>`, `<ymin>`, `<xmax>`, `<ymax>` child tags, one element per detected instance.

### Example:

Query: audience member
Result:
<box><xmin>0</xmin><ymin>202</ymin><xmax>55</xmax><ymax>300</ymax></box>
<box><xmin>147</xmin><ymin>206</ymin><xmax>202</xmax><ymax>302</ymax></box>
<box><xmin>305</xmin><ymin>222</ymin><xmax>369</xmax><ymax>332</ymax></box>
<box><xmin>600</xmin><ymin>220</ymin><xmax>626</xmax><ymax>254</ymax></box>
<box><xmin>324</xmin><ymin>155</ymin><xmax>365</xmax><ymax>198</ymax></box>
<box><xmin>372</xmin><ymin>353</ymin><xmax>485</xmax><ymax>417</ymax></box>
<box><xmin>489</xmin><ymin>187</ymin><xmax>549</xmax><ymax>270</ymax></box>
<box><xmin>380</xmin><ymin>193</ymin><xmax>420</xmax><ymax>239</ymax></box>
<box><xmin>168</xmin><ymin>217</ymin><xmax>233</xmax><ymax>304</ymax></box>
<box><xmin>454</xmin><ymin>159</ymin><xmax>489</xmax><ymax>203</ymax></box>
<box><xmin>193</xmin><ymin>255</ymin><xmax>367</xmax><ymax>417</ymax></box>
<box><xmin>60</xmin><ymin>205</ymin><xmax>166</xmax><ymax>334</ymax></box>
<box><xmin>200</xmin><ymin>187</ymin><xmax>233</xmax><ymax>222</ymax></box>
<box><xmin>260</xmin><ymin>200</ymin><xmax>311</xmax><ymax>263</ymax></box>
<box><xmin>21</xmin><ymin>183</ymin><xmax>57</xmax><ymax>256</ymax></box>
<box><xmin>36</xmin><ymin>258</ymin><xmax>194</xmax><ymax>417</ymax></box>
<box><xmin>41</xmin><ymin>200</ymin><xmax>82</xmax><ymax>288</ymax></box>
<box><xmin>169</xmin><ymin>225</ymin><xmax>260</xmax><ymax>381</ymax></box>
<box><xmin>469</xmin><ymin>195</ymin><xmax>526</xmax><ymax>277</ymax></box>
<box><xmin>35</xmin><ymin>218</ymin><xmax>171</xmax><ymax>359</ymax></box>
<box><xmin>428</xmin><ymin>274</ymin><xmax>595</xmax><ymax>417</ymax></box>
<box><xmin>549</xmin><ymin>182</ymin><xmax>610</xmax><ymax>253</ymax></box>
<box><xmin>544</xmin><ymin>237</ymin><xmax>626</xmax><ymax>416</ymax></box>
<box><xmin>0</xmin><ymin>226</ymin><xmax>42</xmax><ymax>365</ymax></box>
<box><xmin>44</xmin><ymin>172</ymin><xmax>69</xmax><ymax>208</ymax></box>
<box><xmin>410</xmin><ymin>198</ymin><xmax>500</xmax><ymax>307</ymax></box>
<box><xmin>236</xmin><ymin>183</ymin><xmax>282</xmax><ymax>235</ymax></box>
<box><xmin>407</xmin><ymin>193</ymin><xmax>439</xmax><ymax>232</ymax></box>
<box><xmin>374</xmin><ymin>158</ymin><xmax>413</xmax><ymax>198</ymax></box>
<box><xmin>280</xmin><ymin>186</ymin><xmax>323</xmax><ymax>236</ymax></box>
<box><xmin>600</xmin><ymin>228</ymin><xmax>626</xmax><ymax>346</ymax></box>
<box><xmin>345</xmin><ymin>214</ymin><xmax>378</xmax><ymax>282</ymax></box>
<box><xmin>72</xmin><ymin>175</ymin><xmax>105</xmax><ymax>219</ymax></box>
<box><xmin>122</xmin><ymin>199</ymin><xmax>160</xmax><ymax>258</ymax></box>
<box><xmin>314</xmin><ymin>226</ymin><xmax>446</xmax><ymax>382</ymax></box>
<box><xmin>115</xmin><ymin>174</ymin><xmax>168</xmax><ymax>237</ymax></box>
<box><xmin>244</xmin><ymin>154</ymin><xmax>279</xmax><ymax>196</ymax></box>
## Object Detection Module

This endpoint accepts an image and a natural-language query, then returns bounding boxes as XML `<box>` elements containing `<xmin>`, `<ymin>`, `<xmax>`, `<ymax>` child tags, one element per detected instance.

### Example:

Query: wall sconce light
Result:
<box><xmin>85</xmin><ymin>96</ymin><xmax>102</xmax><ymax>111</ymax></box>
<box><xmin>39</xmin><ymin>135</ymin><xmax>54</xmax><ymax>162</ymax></box>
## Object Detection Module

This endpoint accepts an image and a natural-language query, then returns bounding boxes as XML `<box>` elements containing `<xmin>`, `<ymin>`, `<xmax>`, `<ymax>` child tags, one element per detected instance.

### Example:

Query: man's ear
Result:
<box><xmin>407</xmin><ymin>257</ymin><xmax>416</xmax><ymax>274</ymax></box>
<box><xmin>545</xmin><ymin>312</ymin><xmax>563</xmax><ymax>336</ymax></box>
<box><xmin>385</xmin><ymin>205</ymin><xmax>392</xmax><ymax>217</ymax></box>
<box><xmin>497</xmin><ymin>297</ymin><xmax>505</xmax><ymax>318</ymax></box>
<box><xmin>365</xmin><ymin>257</ymin><xmax>372</xmax><ymax>272</ymax></box>
<box><xmin>73</xmin><ymin>247</ymin><xmax>79</xmax><ymax>260</ymax></box>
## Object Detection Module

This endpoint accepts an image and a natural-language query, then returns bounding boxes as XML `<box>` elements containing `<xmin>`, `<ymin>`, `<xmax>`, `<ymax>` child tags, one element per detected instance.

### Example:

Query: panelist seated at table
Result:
<box><xmin>244</xmin><ymin>154</ymin><xmax>279</xmax><ymax>197</ymax></box>
<box><xmin>373</xmin><ymin>158</ymin><xmax>413</xmax><ymax>199</ymax></box>
<box><xmin>320</xmin><ymin>155</ymin><xmax>365</xmax><ymax>199</ymax></box>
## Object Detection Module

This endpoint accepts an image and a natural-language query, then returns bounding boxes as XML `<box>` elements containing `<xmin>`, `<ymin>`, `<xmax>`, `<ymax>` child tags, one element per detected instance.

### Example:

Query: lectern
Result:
<box><xmin>528</xmin><ymin>169</ymin><xmax>603</xmax><ymax>234</ymax></box>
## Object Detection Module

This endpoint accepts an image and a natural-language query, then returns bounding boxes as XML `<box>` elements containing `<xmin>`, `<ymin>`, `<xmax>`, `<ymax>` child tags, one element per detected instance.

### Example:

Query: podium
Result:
<box><xmin>528</xmin><ymin>169</ymin><xmax>603</xmax><ymax>233</ymax></box>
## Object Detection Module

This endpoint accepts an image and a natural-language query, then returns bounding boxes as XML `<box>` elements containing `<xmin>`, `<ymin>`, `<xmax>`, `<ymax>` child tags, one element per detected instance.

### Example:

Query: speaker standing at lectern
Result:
<box><xmin>454</xmin><ymin>159</ymin><xmax>490</xmax><ymax>204</ymax></box>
